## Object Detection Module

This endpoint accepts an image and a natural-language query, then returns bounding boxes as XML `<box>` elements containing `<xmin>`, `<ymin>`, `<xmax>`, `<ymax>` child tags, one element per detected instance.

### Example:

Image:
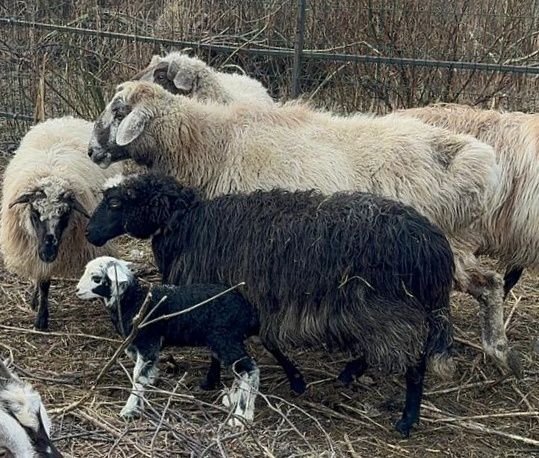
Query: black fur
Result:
<box><xmin>94</xmin><ymin>272</ymin><xmax>305</xmax><ymax>394</ymax></box>
<box><xmin>87</xmin><ymin>173</ymin><xmax>456</xmax><ymax>436</ymax></box>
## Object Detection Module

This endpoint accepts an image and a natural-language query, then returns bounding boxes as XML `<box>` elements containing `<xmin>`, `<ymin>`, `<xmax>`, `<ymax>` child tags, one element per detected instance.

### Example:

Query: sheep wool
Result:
<box><xmin>87</xmin><ymin>82</ymin><xmax>520</xmax><ymax>375</ymax></box>
<box><xmin>400</xmin><ymin>104</ymin><xmax>539</xmax><ymax>290</ymax></box>
<box><xmin>133</xmin><ymin>52</ymin><xmax>274</xmax><ymax>105</ymax></box>
<box><xmin>0</xmin><ymin>117</ymin><xmax>122</xmax><ymax>328</ymax></box>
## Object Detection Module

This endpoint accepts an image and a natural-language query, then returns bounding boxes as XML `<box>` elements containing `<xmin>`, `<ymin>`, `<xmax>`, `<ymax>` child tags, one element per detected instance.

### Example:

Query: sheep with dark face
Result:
<box><xmin>86</xmin><ymin>173</ymin><xmax>456</xmax><ymax>437</ymax></box>
<box><xmin>85</xmin><ymin>82</ymin><xmax>521</xmax><ymax>377</ymax></box>
<box><xmin>131</xmin><ymin>52</ymin><xmax>273</xmax><ymax>105</ymax></box>
<box><xmin>0</xmin><ymin>360</ymin><xmax>62</xmax><ymax>457</ymax></box>
<box><xmin>75</xmin><ymin>256</ymin><xmax>305</xmax><ymax>423</ymax></box>
<box><xmin>0</xmin><ymin>117</ymin><xmax>121</xmax><ymax>329</ymax></box>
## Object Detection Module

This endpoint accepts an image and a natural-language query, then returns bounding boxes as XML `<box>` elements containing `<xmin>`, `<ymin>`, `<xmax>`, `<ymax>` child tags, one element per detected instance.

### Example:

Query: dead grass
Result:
<box><xmin>0</xmin><ymin>155</ymin><xmax>537</xmax><ymax>457</ymax></box>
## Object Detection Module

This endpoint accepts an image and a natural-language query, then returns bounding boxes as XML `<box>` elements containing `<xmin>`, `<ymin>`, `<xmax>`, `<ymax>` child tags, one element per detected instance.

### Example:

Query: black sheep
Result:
<box><xmin>86</xmin><ymin>173</ymin><xmax>455</xmax><ymax>437</ymax></box>
<box><xmin>76</xmin><ymin>256</ymin><xmax>304</xmax><ymax>424</ymax></box>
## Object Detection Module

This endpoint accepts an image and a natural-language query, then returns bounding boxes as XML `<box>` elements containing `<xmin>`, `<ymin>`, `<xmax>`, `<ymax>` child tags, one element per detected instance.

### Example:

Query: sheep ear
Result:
<box><xmin>0</xmin><ymin>360</ymin><xmax>15</xmax><ymax>387</ymax></box>
<box><xmin>107</xmin><ymin>265</ymin><xmax>129</xmax><ymax>285</ymax></box>
<box><xmin>149</xmin><ymin>55</ymin><xmax>162</xmax><ymax>66</ymax></box>
<box><xmin>172</xmin><ymin>70</ymin><xmax>195</xmax><ymax>92</ymax></box>
<box><xmin>62</xmin><ymin>192</ymin><xmax>90</xmax><ymax>218</ymax></box>
<box><xmin>116</xmin><ymin>108</ymin><xmax>149</xmax><ymax>146</ymax></box>
<box><xmin>9</xmin><ymin>191</ymin><xmax>35</xmax><ymax>208</ymax></box>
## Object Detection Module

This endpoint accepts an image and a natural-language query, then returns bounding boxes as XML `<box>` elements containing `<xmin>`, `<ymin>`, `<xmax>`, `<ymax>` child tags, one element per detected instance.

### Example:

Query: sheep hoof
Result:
<box><xmin>199</xmin><ymin>378</ymin><xmax>217</xmax><ymax>391</ymax></box>
<box><xmin>507</xmin><ymin>349</ymin><xmax>523</xmax><ymax>379</ymax></box>
<box><xmin>336</xmin><ymin>370</ymin><xmax>354</xmax><ymax>387</ymax></box>
<box><xmin>394</xmin><ymin>419</ymin><xmax>413</xmax><ymax>438</ymax></box>
<box><xmin>290</xmin><ymin>376</ymin><xmax>306</xmax><ymax>395</ymax></box>
<box><xmin>226</xmin><ymin>417</ymin><xmax>245</xmax><ymax>429</ymax></box>
<box><xmin>34</xmin><ymin>316</ymin><xmax>48</xmax><ymax>331</ymax></box>
<box><xmin>119</xmin><ymin>406</ymin><xmax>140</xmax><ymax>420</ymax></box>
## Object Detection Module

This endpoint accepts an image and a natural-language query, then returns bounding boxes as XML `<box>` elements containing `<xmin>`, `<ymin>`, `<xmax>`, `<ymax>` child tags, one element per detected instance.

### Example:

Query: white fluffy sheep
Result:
<box><xmin>132</xmin><ymin>51</ymin><xmax>274</xmax><ymax>105</ymax></box>
<box><xmin>0</xmin><ymin>117</ymin><xmax>122</xmax><ymax>330</ymax></box>
<box><xmin>87</xmin><ymin>81</ymin><xmax>520</xmax><ymax>375</ymax></box>
<box><xmin>400</xmin><ymin>104</ymin><xmax>539</xmax><ymax>298</ymax></box>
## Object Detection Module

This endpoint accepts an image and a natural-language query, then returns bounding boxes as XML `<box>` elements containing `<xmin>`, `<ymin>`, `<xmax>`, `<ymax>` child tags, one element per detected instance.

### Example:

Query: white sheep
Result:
<box><xmin>399</xmin><ymin>103</ymin><xmax>539</xmax><ymax>299</ymax></box>
<box><xmin>0</xmin><ymin>117</ymin><xmax>122</xmax><ymax>330</ymax></box>
<box><xmin>0</xmin><ymin>359</ymin><xmax>62</xmax><ymax>457</ymax></box>
<box><xmin>86</xmin><ymin>81</ymin><xmax>521</xmax><ymax>376</ymax></box>
<box><xmin>132</xmin><ymin>51</ymin><xmax>274</xmax><ymax>105</ymax></box>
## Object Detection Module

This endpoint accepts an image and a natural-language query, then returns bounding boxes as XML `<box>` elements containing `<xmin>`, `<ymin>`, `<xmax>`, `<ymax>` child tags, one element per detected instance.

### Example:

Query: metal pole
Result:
<box><xmin>291</xmin><ymin>0</ymin><xmax>307</xmax><ymax>98</ymax></box>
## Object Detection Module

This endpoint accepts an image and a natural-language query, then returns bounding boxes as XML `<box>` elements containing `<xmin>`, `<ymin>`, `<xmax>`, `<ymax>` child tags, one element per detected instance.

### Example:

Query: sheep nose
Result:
<box><xmin>88</xmin><ymin>147</ymin><xmax>94</xmax><ymax>158</ymax></box>
<box><xmin>45</xmin><ymin>234</ymin><xmax>57</xmax><ymax>246</ymax></box>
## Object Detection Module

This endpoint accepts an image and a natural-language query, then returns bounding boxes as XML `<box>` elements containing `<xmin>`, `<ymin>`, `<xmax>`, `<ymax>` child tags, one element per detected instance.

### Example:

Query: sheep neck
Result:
<box><xmin>107</xmin><ymin>281</ymin><xmax>150</xmax><ymax>338</ymax></box>
<box><xmin>143</xmin><ymin>102</ymin><xmax>232</xmax><ymax>195</ymax></box>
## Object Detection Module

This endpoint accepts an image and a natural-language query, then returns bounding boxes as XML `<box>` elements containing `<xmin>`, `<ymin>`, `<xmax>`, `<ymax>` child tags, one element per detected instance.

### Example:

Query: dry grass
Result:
<box><xmin>0</xmin><ymin>155</ymin><xmax>537</xmax><ymax>457</ymax></box>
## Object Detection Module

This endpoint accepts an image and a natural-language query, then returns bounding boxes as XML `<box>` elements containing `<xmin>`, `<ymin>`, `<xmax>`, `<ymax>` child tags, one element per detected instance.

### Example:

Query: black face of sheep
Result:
<box><xmin>86</xmin><ymin>175</ymin><xmax>187</xmax><ymax>246</ymax></box>
<box><xmin>88</xmin><ymin>98</ymin><xmax>142</xmax><ymax>168</ymax></box>
<box><xmin>9</xmin><ymin>189</ymin><xmax>89</xmax><ymax>263</ymax></box>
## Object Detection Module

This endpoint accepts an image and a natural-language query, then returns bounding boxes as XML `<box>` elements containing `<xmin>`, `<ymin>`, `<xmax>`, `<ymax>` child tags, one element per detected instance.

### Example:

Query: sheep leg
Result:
<box><xmin>224</xmin><ymin>357</ymin><xmax>260</xmax><ymax>428</ymax></box>
<box><xmin>337</xmin><ymin>357</ymin><xmax>368</xmax><ymax>386</ymax></box>
<box><xmin>30</xmin><ymin>281</ymin><xmax>40</xmax><ymax>311</ymax></box>
<box><xmin>120</xmin><ymin>350</ymin><xmax>158</xmax><ymax>419</ymax></box>
<box><xmin>34</xmin><ymin>280</ymin><xmax>50</xmax><ymax>330</ymax></box>
<box><xmin>200</xmin><ymin>355</ymin><xmax>221</xmax><ymax>390</ymax></box>
<box><xmin>262</xmin><ymin>339</ymin><xmax>306</xmax><ymax>394</ymax></box>
<box><xmin>503</xmin><ymin>267</ymin><xmax>524</xmax><ymax>300</ymax></box>
<box><xmin>394</xmin><ymin>356</ymin><xmax>427</xmax><ymax>438</ymax></box>
<box><xmin>213</xmin><ymin>341</ymin><xmax>259</xmax><ymax>427</ymax></box>
<box><xmin>466</xmin><ymin>271</ymin><xmax>522</xmax><ymax>378</ymax></box>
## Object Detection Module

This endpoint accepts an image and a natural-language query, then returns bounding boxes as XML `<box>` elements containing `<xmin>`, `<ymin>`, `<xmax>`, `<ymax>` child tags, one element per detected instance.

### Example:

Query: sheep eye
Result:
<box><xmin>155</xmin><ymin>72</ymin><xmax>167</xmax><ymax>82</ymax></box>
<box><xmin>108</xmin><ymin>198</ymin><xmax>122</xmax><ymax>209</ymax></box>
<box><xmin>91</xmin><ymin>275</ymin><xmax>102</xmax><ymax>283</ymax></box>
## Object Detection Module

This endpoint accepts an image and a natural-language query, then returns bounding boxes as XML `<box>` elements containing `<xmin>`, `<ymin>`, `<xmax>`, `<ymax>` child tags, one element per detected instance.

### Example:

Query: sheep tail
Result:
<box><xmin>425</xmin><ymin>296</ymin><xmax>456</xmax><ymax>379</ymax></box>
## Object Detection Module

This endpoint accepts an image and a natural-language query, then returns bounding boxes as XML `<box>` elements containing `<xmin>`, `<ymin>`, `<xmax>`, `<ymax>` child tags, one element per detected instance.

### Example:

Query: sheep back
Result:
<box><xmin>155</xmin><ymin>188</ymin><xmax>455</xmax><ymax>373</ymax></box>
<box><xmin>401</xmin><ymin>104</ymin><xmax>539</xmax><ymax>270</ymax></box>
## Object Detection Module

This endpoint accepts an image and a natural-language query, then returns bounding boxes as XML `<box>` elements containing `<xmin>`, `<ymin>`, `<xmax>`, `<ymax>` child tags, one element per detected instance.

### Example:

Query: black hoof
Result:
<box><xmin>290</xmin><ymin>375</ymin><xmax>306</xmax><ymax>395</ymax></box>
<box><xmin>395</xmin><ymin>419</ymin><xmax>413</xmax><ymax>438</ymax></box>
<box><xmin>34</xmin><ymin>316</ymin><xmax>48</xmax><ymax>331</ymax></box>
<box><xmin>199</xmin><ymin>378</ymin><xmax>218</xmax><ymax>391</ymax></box>
<box><xmin>337</xmin><ymin>370</ymin><xmax>353</xmax><ymax>387</ymax></box>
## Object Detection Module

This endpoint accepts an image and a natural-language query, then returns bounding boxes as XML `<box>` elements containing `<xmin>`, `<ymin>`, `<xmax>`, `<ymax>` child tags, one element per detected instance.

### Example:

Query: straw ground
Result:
<box><xmin>0</xmin><ymin>154</ymin><xmax>537</xmax><ymax>457</ymax></box>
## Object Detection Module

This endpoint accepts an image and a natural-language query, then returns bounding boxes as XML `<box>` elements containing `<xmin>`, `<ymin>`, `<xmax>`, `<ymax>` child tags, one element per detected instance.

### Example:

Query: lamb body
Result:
<box><xmin>86</xmin><ymin>173</ymin><xmax>456</xmax><ymax>436</ymax></box>
<box><xmin>132</xmin><ymin>52</ymin><xmax>273</xmax><ymax>105</ymax></box>
<box><xmin>76</xmin><ymin>256</ymin><xmax>305</xmax><ymax>423</ymax></box>
<box><xmin>399</xmin><ymin>103</ymin><xmax>539</xmax><ymax>297</ymax></box>
<box><xmin>86</xmin><ymin>81</ymin><xmax>517</xmax><ymax>375</ymax></box>
<box><xmin>0</xmin><ymin>117</ymin><xmax>122</xmax><ymax>329</ymax></box>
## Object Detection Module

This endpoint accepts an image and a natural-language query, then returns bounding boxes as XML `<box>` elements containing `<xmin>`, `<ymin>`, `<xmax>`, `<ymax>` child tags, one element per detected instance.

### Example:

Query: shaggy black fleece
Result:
<box><xmin>87</xmin><ymin>173</ymin><xmax>455</xmax><ymax>373</ymax></box>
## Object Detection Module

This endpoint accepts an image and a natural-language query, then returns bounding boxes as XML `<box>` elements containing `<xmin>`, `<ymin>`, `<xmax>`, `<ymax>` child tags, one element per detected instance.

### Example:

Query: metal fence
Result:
<box><xmin>1</xmin><ymin>0</ymin><xmax>539</xmax><ymax>145</ymax></box>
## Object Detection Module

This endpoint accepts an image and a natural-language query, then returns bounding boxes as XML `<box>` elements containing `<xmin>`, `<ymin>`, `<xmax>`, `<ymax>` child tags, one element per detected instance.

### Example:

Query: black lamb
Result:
<box><xmin>86</xmin><ymin>173</ymin><xmax>456</xmax><ymax>437</ymax></box>
<box><xmin>76</xmin><ymin>256</ymin><xmax>304</xmax><ymax>424</ymax></box>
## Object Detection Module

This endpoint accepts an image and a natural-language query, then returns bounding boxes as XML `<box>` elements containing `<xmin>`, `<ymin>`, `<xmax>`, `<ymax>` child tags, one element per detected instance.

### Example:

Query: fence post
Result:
<box><xmin>291</xmin><ymin>0</ymin><xmax>307</xmax><ymax>98</ymax></box>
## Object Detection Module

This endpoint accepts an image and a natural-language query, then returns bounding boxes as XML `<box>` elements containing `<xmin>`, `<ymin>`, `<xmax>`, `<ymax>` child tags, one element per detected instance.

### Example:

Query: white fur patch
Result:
<box><xmin>120</xmin><ymin>352</ymin><xmax>158</xmax><ymax>419</ymax></box>
<box><xmin>0</xmin><ymin>410</ymin><xmax>35</xmax><ymax>457</ymax></box>
<box><xmin>103</xmin><ymin>173</ymin><xmax>127</xmax><ymax>190</ymax></box>
<box><xmin>0</xmin><ymin>382</ymin><xmax>44</xmax><ymax>432</ymax></box>
<box><xmin>223</xmin><ymin>366</ymin><xmax>260</xmax><ymax>428</ymax></box>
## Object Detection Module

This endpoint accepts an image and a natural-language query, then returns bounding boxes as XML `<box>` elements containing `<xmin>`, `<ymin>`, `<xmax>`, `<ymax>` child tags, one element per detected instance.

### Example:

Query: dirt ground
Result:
<box><xmin>0</xmin><ymin>154</ymin><xmax>537</xmax><ymax>458</ymax></box>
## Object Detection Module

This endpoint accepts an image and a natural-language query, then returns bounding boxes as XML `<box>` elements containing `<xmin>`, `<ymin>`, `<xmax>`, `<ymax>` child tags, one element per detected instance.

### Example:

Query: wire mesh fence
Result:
<box><xmin>1</xmin><ymin>0</ymin><xmax>539</xmax><ymax>146</ymax></box>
